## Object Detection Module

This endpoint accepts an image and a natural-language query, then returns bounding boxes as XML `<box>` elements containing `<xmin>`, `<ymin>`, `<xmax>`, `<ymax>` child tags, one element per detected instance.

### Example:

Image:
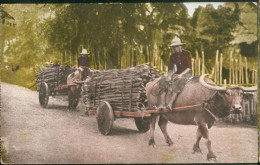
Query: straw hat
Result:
<box><xmin>170</xmin><ymin>36</ymin><xmax>184</xmax><ymax>47</ymax></box>
<box><xmin>80</xmin><ymin>49</ymin><xmax>89</xmax><ymax>55</ymax></box>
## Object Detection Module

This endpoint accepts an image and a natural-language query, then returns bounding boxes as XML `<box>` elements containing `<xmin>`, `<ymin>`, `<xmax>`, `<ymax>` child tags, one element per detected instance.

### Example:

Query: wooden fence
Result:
<box><xmin>71</xmin><ymin>44</ymin><xmax>257</xmax><ymax>124</ymax></box>
<box><xmin>120</xmin><ymin>46</ymin><xmax>258</xmax><ymax>124</ymax></box>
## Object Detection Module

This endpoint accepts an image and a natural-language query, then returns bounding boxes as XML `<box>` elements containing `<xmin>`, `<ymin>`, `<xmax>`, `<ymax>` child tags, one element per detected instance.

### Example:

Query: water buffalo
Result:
<box><xmin>67</xmin><ymin>67</ymin><xmax>92</xmax><ymax>109</ymax></box>
<box><xmin>145</xmin><ymin>74</ymin><xmax>257</xmax><ymax>161</ymax></box>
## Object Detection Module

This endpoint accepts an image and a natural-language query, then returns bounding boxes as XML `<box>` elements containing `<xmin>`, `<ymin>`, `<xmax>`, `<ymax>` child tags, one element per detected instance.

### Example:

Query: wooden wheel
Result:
<box><xmin>96</xmin><ymin>101</ymin><xmax>114</xmax><ymax>135</ymax></box>
<box><xmin>39</xmin><ymin>82</ymin><xmax>49</xmax><ymax>108</ymax></box>
<box><xmin>135</xmin><ymin>117</ymin><xmax>150</xmax><ymax>133</ymax></box>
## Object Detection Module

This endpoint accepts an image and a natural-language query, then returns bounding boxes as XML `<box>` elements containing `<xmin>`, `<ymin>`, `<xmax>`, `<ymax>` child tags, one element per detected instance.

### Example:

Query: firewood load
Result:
<box><xmin>83</xmin><ymin>64</ymin><xmax>161</xmax><ymax>112</ymax></box>
<box><xmin>36</xmin><ymin>65</ymin><xmax>76</xmax><ymax>90</ymax></box>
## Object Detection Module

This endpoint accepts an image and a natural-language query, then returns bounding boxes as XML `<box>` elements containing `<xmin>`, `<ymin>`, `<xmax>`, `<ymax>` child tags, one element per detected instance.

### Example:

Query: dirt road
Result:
<box><xmin>1</xmin><ymin>83</ymin><xmax>258</xmax><ymax>164</ymax></box>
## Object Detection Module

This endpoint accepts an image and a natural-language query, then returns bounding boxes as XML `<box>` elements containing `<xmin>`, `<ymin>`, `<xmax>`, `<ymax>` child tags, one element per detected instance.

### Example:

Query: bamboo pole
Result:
<box><xmin>231</xmin><ymin>58</ymin><xmax>234</xmax><ymax>84</ymax></box>
<box><xmin>215</xmin><ymin>50</ymin><xmax>219</xmax><ymax>84</ymax></box>
<box><xmin>220</xmin><ymin>53</ymin><xmax>223</xmax><ymax>84</ymax></box>
<box><xmin>254</xmin><ymin>63</ymin><xmax>257</xmax><ymax>84</ymax></box>
<box><xmin>198</xmin><ymin>59</ymin><xmax>200</xmax><ymax>76</ymax></box>
<box><xmin>192</xmin><ymin>58</ymin><xmax>195</xmax><ymax>76</ymax></box>
<box><xmin>235</xmin><ymin>59</ymin><xmax>238</xmax><ymax>85</ymax></box>
<box><xmin>104</xmin><ymin>48</ymin><xmax>107</xmax><ymax>70</ymax></box>
<box><xmin>229</xmin><ymin>51</ymin><xmax>233</xmax><ymax>84</ymax></box>
<box><xmin>242</xmin><ymin>58</ymin><xmax>244</xmax><ymax>84</ymax></box>
<box><xmin>154</xmin><ymin>43</ymin><xmax>157</xmax><ymax>67</ymax></box>
<box><xmin>160</xmin><ymin>58</ymin><xmax>163</xmax><ymax>72</ymax></box>
<box><xmin>146</xmin><ymin>46</ymin><xmax>149</xmax><ymax>63</ymax></box>
<box><xmin>202</xmin><ymin>51</ymin><xmax>205</xmax><ymax>75</ymax></box>
<box><xmin>195</xmin><ymin>50</ymin><xmax>199</xmax><ymax>76</ymax></box>
<box><xmin>216</xmin><ymin>61</ymin><xmax>219</xmax><ymax>84</ymax></box>
<box><xmin>252</xmin><ymin>66</ymin><xmax>255</xmax><ymax>84</ymax></box>
<box><xmin>245</xmin><ymin>57</ymin><xmax>248</xmax><ymax>84</ymax></box>
<box><xmin>239</xmin><ymin>55</ymin><xmax>242</xmax><ymax>84</ymax></box>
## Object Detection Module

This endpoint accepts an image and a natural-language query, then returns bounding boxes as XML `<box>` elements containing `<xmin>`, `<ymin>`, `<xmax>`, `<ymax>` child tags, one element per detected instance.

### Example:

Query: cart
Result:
<box><xmin>82</xmin><ymin>64</ymin><xmax>165</xmax><ymax>135</ymax></box>
<box><xmin>37</xmin><ymin>65</ymin><xmax>77</xmax><ymax>108</ymax></box>
<box><xmin>87</xmin><ymin>101</ymin><xmax>202</xmax><ymax>135</ymax></box>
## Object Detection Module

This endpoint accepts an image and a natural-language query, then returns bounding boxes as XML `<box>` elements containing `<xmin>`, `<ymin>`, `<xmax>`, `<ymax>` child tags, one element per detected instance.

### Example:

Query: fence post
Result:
<box><xmin>231</xmin><ymin>58</ymin><xmax>234</xmax><ymax>84</ymax></box>
<box><xmin>195</xmin><ymin>50</ymin><xmax>199</xmax><ymax>76</ymax></box>
<box><xmin>192</xmin><ymin>58</ymin><xmax>195</xmax><ymax>76</ymax></box>
<box><xmin>254</xmin><ymin>63</ymin><xmax>257</xmax><ymax>84</ymax></box>
<box><xmin>220</xmin><ymin>53</ymin><xmax>223</xmax><ymax>84</ymax></box>
<box><xmin>239</xmin><ymin>55</ymin><xmax>242</xmax><ymax>84</ymax></box>
<box><xmin>104</xmin><ymin>48</ymin><xmax>107</xmax><ymax>70</ymax></box>
<box><xmin>215</xmin><ymin>50</ymin><xmax>219</xmax><ymax>84</ymax></box>
<box><xmin>245</xmin><ymin>57</ymin><xmax>248</xmax><ymax>84</ymax></box>
<box><xmin>198</xmin><ymin>59</ymin><xmax>200</xmax><ymax>76</ymax></box>
<box><xmin>252</xmin><ymin>68</ymin><xmax>254</xmax><ymax>84</ymax></box>
<box><xmin>235</xmin><ymin>59</ymin><xmax>238</xmax><ymax>85</ymax></box>
<box><xmin>229</xmin><ymin>51</ymin><xmax>233</xmax><ymax>84</ymax></box>
<box><xmin>202</xmin><ymin>51</ymin><xmax>205</xmax><ymax>75</ymax></box>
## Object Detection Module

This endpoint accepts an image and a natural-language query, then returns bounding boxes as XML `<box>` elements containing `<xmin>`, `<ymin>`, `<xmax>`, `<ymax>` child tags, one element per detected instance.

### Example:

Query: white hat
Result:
<box><xmin>170</xmin><ymin>36</ymin><xmax>184</xmax><ymax>47</ymax></box>
<box><xmin>80</xmin><ymin>49</ymin><xmax>89</xmax><ymax>55</ymax></box>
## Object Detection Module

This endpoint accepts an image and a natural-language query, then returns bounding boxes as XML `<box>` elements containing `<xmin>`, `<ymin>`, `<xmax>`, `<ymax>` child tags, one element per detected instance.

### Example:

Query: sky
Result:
<box><xmin>183</xmin><ymin>2</ymin><xmax>225</xmax><ymax>17</ymax></box>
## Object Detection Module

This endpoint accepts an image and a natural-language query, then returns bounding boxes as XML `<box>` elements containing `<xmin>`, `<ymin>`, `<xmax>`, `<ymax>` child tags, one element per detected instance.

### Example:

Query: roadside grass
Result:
<box><xmin>1</xmin><ymin>67</ymin><xmax>37</xmax><ymax>91</ymax></box>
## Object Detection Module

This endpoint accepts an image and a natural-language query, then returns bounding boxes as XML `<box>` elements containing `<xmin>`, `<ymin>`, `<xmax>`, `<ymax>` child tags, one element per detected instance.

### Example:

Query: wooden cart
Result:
<box><xmin>82</xmin><ymin>64</ymin><xmax>164</xmax><ymax>135</ymax></box>
<box><xmin>37</xmin><ymin>65</ymin><xmax>77</xmax><ymax>108</ymax></box>
<box><xmin>87</xmin><ymin>101</ymin><xmax>202</xmax><ymax>135</ymax></box>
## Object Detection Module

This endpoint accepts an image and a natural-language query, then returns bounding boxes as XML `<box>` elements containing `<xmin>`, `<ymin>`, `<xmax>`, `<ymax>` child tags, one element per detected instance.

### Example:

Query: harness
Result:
<box><xmin>202</xmin><ymin>91</ymin><xmax>228</xmax><ymax>121</ymax></box>
<box><xmin>162</xmin><ymin>91</ymin><xmax>220</xmax><ymax>121</ymax></box>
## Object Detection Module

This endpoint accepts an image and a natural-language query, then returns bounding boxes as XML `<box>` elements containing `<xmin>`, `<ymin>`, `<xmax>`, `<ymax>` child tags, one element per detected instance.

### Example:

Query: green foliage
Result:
<box><xmin>190</xmin><ymin>3</ymin><xmax>240</xmax><ymax>61</ymax></box>
<box><xmin>1</xmin><ymin>3</ymin><xmax>257</xmax><ymax>90</ymax></box>
<box><xmin>1</xmin><ymin>67</ymin><xmax>37</xmax><ymax>90</ymax></box>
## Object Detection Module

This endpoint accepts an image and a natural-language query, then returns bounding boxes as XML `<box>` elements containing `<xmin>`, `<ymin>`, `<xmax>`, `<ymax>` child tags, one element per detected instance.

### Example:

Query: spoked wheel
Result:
<box><xmin>96</xmin><ymin>101</ymin><xmax>114</xmax><ymax>135</ymax></box>
<box><xmin>39</xmin><ymin>82</ymin><xmax>49</xmax><ymax>108</ymax></box>
<box><xmin>135</xmin><ymin>117</ymin><xmax>150</xmax><ymax>133</ymax></box>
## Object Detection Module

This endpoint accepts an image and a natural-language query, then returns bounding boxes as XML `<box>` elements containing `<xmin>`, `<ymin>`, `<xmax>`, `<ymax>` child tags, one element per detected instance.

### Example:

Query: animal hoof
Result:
<box><xmin>207</xmin><ymin>153</ymin><xmax>217</xmax><ymax>162</ymax></box>
<box><xmin>167</xmin><ymin>139</ymin><xmax>174</xmax><ymax>146</ymax></box>
<box><xmin>193</xmin><ymin>144</ymin><xmax>202</xmax><ymax>154</ymax></box>
<box><xmin>166</xmin><ymin>105</ymin><xmax>172</xmax><ymax>110</ymax></box>
<box><xmin>208</xmin><ymin>157</ymin><xmax>217</xmax><ymax>162</ymax></box>
<box><xmin>149</xmin><ymin>139</ymin><xmax>157</xmax><ymax>148</ymax></box>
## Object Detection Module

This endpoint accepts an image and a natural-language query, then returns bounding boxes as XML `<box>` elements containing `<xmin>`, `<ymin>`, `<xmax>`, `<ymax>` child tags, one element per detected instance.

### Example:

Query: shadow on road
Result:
<box><xmin>44</xmin><ymin>104</ymin><xmax>69</xmax><ymax>111</ymax></box>
<box><xmin>109</xmin><ymin>126</ymin><xmax>141</xmax><ymax>136</ymax></box>
<box><xmin>214</xmin><ymin>120</ymin><xmax>257</xmax><ymax>129</ymax></box>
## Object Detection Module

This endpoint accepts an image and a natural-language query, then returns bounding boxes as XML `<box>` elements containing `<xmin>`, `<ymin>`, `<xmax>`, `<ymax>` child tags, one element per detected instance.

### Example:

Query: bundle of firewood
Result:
<box><xmin>36</xmin><ymin>65</ymin><xmax>76</xmax><ymax>90</ymax></box>
<box><xmin>83</xmin><ymin>64</ymin><xmax>161</xmax><ymax>112</ymax></box>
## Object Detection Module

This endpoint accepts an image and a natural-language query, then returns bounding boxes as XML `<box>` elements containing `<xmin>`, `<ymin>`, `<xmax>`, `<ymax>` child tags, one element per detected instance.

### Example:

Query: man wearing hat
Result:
<box><xmin>168</xmin><ymin>36</ymin><xmax>192</xmax><ymax>75</ymax></box>
<box><xmin>67</xmin><ymin>48</ymin><xmax>92</xmax><ymax>110</ymax></box>
<box><xmin>156</xmin><ymin>36</ymin><xmax>192</xmax><ymax>110</ymax></box>
<box><xmin>77</xmin><ymin>48</ymin><xmax>91</xmax><ymax>81</ymax></box>
<box><xmin>78</xmin><ymin>49</ymin><xmax>89</xmax><ymax>68</ymax></box>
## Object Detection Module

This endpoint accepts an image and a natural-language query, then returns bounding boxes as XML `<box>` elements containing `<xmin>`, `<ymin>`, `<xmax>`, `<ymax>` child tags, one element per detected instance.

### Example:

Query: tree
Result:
<box><xmin>190</xmin><ymin>3</ymin><xmax>240</xmax><ymax>62</ymax></box>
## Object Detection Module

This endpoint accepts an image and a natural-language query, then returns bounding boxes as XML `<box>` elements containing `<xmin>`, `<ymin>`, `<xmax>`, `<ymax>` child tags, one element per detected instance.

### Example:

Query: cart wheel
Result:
<box><xmin>96</xmin><ymin>101</ymin><xmax>114</xmax><ymax>135</ymax></box>
<box><xmin>39</xmin><ymin>82</ymin><xmax>49</xmax><ymax>108</ymax></box>
<box><xmin>135</xmin><ymin>117</ymin><xmax>150</xmax><ymax>133</ymax></box>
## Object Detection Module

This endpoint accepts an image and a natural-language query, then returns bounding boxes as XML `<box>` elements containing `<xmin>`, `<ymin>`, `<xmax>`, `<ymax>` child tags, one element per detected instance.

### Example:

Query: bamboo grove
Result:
<box><xmin>1</xmin><ymin>3</ymin><xmax>257</xmax><ymax>89</ymax></box>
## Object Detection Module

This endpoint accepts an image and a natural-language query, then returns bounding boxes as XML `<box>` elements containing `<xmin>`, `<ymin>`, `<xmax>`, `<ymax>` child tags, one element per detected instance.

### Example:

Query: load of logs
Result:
<box><xmin>36</xmin><ymin>65</ymin><xmax>76</xmax><ymax>90</ymax></box>
<box><xmin>83</xmin><ymin>64</ymin><xmax>161</xmax><ymax>112</ymax></box>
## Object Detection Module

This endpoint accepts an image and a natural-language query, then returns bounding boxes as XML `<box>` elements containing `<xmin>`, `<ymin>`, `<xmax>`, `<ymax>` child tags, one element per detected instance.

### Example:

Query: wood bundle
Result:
<box><xmin>36</xmin><ymin>65</ymin><xmax>76</xmax><ymax>90</ymax></box>
<box><xmin>83</xmin><ymin>64</ymin><xmax>161</xmax><ymax>112</ymax></box>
